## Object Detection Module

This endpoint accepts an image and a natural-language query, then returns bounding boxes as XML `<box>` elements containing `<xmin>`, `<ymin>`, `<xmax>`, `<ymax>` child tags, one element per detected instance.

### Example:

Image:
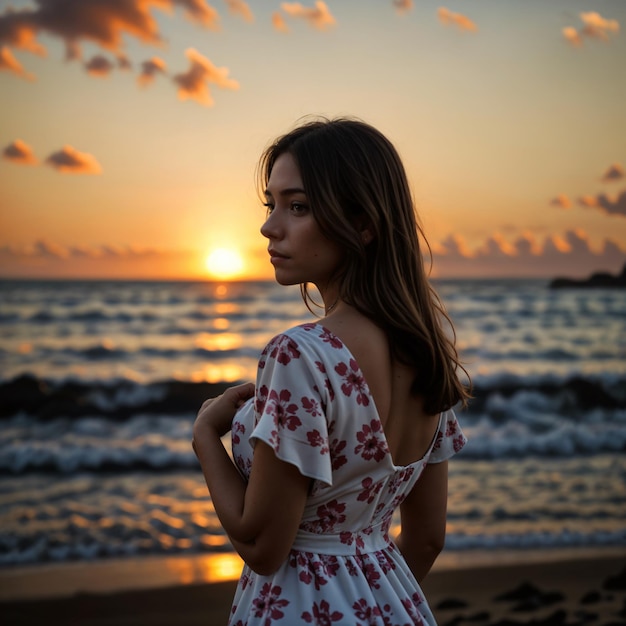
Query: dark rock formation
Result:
<box><xmin>549</xmin><ymin>263</ymin><xmax>626</xmax><ymax>289</ymax></box>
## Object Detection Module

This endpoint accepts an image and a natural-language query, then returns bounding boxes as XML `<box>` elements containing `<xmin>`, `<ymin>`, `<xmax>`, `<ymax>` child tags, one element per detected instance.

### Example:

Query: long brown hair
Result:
<box><xmin>259</xmin><ymin>117</ymin><xmax>470</xmax><ymax>413</ymax></box>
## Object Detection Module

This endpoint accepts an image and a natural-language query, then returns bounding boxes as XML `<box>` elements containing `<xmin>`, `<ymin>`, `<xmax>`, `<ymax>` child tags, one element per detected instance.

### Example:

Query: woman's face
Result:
<box><xmin>261</xmin><ymin>152</ymin><xmax>343</xmax><ymax>291</ymax></box>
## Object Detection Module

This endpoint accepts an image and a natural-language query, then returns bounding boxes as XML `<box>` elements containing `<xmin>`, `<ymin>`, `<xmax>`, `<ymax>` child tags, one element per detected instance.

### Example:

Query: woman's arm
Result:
<box><xmin>192</xmin><ymin>384</ymin><xmax>310</xmax><ymax>575</ymax></box>
<box><xmin>396</xmin><ymin>460</ymin><xmax>448</xmax><ymax>583</ymax></box>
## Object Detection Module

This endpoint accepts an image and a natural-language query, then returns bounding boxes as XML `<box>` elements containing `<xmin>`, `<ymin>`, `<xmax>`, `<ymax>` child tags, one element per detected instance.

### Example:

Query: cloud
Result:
<box><xmin>118</xmin><ymin>54</ymin><xmax>132</xmax><ymax>70</ymax></box>
<box><xmin>580</xmin><ymin>11</ymin><xmax>620</xmax><ymax>40</ymax></box>
<box><xmin>429</xmin><ymin>229</ymin><xmax>626</xmax><ymax>278</ymax></box>
<box><xmin>138</xmin><ymin>56</ymin><xmax>167</xmax><ymax>85</ymax></box>
<box><xmin>0</xmin><ymin>0</ymin><xmax>220</xmax><ymax>74</ymax></box>
<box><xmin>45</xmin><ymin>145</ymin><xmax>102</xmax><ymax>174</ymax></box>
<box><xmin>173</xmin><ymin>48</ymin><xmax>239</xmax><ymax>106</ymax></box>
<box><xmin>437</xmin><ymin>7</ymin><xmax>477</xmax><ymax>32</ymax></box>
<box><xmin>85</xmin><ymin>54</ymin><xmax>114</xmax><ymax>77</ymax></box>
<box><xmin>3</xmin><ymin>232</ymin><xmax>625</xmax><ymax>280</ymax></box>
<box><xmin>436</xmin><ymin>234</ymin><xmax>475</xmax><ymax>259</ymax></box>
<box><xmin>0</xmin><ymin>10</ymin><xmax>46</xmax><ymax>55</ymax></box>
<box><xmin>562</xmin><ymin>26</ymin><xmax>582</xmax><ymax>47</ymax></box>
<box><xmin>0</xmin><ymin>2</ymin><xmax>238</xmax><ymax>108</ymax></box>
<box><xmin>563</xmin><ymin>11</ymin><xmax>619</xmax><ymax>46</ymax></box>
<box><xmin>280</xmin><ymin>1</ymin><xmax>336</xmax><ymax>31</ymax></box>
<box><xmin>475</xmin><ymin>233</ymin><xmax>517</xmax><ymax>258</ymax></box>
<box><xmin>579</xmin><ymin>191</ymin><xmax>626</xmax><ymax>218</ymax></box>
<box><xmin>0</xmin><ymin>240</ymin><xmax>198</xmax><ymax>279</ymax></box>
<box><xmin>550</xmin><ymin>194</ymin><xmax>572</xmax><ymax>209</ymax></box>
<box><xmin>601</xmin><ymin>163</ymin><xmax>624</xmax><ymax>182</ymax></box>
<box><xmin>3</xmin><ymin>139</ymin><xmax>38</xmax><ymax>164</ymax></box>
<box><xmin>31</xmin><ymin>239</ymin><xmax>71</xmax><ymax>259</ymax></box>
<box><xmin>0</xmin><ymin>45</ymin><xmax>34</xmax><ymax>79</ymax></box>
<box><xmin>272</xmin><ymin>11</ymin><xmax>289</xmax><ymax>33</ymax></box>
<box><xmin>393</xmin><ymin>0</ymin><xmax>413</xmax><ymax>14</ymax></box>
<box><xmin>224</xmin><ymin>0</ymin><xmax>253</xmax><ymax>23</ymax></box>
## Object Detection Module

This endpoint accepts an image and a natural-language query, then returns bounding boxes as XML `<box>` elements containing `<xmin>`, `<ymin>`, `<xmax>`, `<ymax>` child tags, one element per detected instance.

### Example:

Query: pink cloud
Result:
<box><xmin>85</xmin><ymin>54</ymin><xmax>114</xmax><ymax>77</ymax></box>
<box><xmin>0</xmin><ymin>45</ymin><xmax>34</xmax><ymax>79</ymax></box>
<box><xmin>562</xmin><ymin>26</ymin><xmax>582</xmax><ymax>47</ymax></box>
<box><xmin>578</xmin><ymin>191</ymin><xmax>626</xmax><ymax>218</ymax></box>
<box><xmin>563</xmin><ymin>11</ymin><xmax>620</xmax><ymax>46</ymax></box>
<box><xmin>173</xmin><ymin>48</ymin><xmax>239</xmax><ymax>106</ymax></box>
<box><xmin>550</xmin><ymin>194</ymin><xmax>572</xmax><ymax>209</ymax></box>
<box><xmin>45</xmin><ymin>145</ymin><xmax>102</xmax><ymax>174</ymax></box>
<box><xmin>427</xmin><ymin>229</ymin><xmax>626</xmax><ymax>278</ymax></box>
<box><xmin>279</xmin><ymin>1</ymin><xmax>336</xmax><ymax>31</ymax></box>
<box><xmin>437</xmin><ymin>7</ymin><xmax>477</xmax><ymax>32</ymax></box>
<box><xmin>0</xmin><ymin>241</ymin><xmax>197</xmax><ymax>279</ymax></box>
<box><xmin>0</xmin><ymin>0</ymin><xmax>220</xmax><ymax>75</ymax></box>
<box><xmin>436</xmin><ymin>233</ymin><xmax>475</xmax><ymax>258</ymax></box>
<box><xmin>138</xmin><ymin>56</ymin><xmax>167</xmax><ymax>85</ymax></box>
<box><xmin>393</xmin><ymin>0</ymin><xmax>414</xmax><ymax>14</ymax></box>
<box><xmin>224</xmin><ymin>0</ymin><xmax>253</xmax><ymax>23</ymax></box>
<box><xmin>601</xmin><ymin>163</ymin><xmax>624</xmax><ymax>182</ymax></box>
<box><xmin>2</xmin><ymin>231</ymin><xmax>625</xmax><ymax>280</ymax></box>
<box><xmin>3</xmin><ymin>139</ymin><xmax>38</xmax><ymax>165</ymax></box>
<box><xmin>580</xmin><ymin>11</ymin><xmax>620</xmax><ymax>40</ymax></box>
<box><xmin>31</xmin><ymin>239</ymin><xmax>70</xmax><ymax>259</ymax></box>
<box><xmin>475</xmin><ymin>233</ymin><xmax>517</xmax><ymax>258</ymax></box>
<box><xmin>272</xmin><ymin>11</ymin><xmax>289</xmax><ymax>33</ymax></box>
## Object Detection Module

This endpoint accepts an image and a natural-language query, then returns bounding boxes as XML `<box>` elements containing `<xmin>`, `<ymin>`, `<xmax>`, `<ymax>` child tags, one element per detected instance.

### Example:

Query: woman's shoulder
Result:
<box><xmin>259</xmin><ymin>323</ymin><xmax>347</xmax><ymax>367</ymax></box>
<box><xmin>321</xmin><ymin>312</ymin><xmax>390</xmax><ymax>371</ymax></box>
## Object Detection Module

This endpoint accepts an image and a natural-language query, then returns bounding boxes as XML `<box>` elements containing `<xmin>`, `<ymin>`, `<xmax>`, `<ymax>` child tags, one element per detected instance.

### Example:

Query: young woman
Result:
<box><xmin>193</xmin><ymin>118</ymin><xmax>470</xmax><ymax>625</ymax></box>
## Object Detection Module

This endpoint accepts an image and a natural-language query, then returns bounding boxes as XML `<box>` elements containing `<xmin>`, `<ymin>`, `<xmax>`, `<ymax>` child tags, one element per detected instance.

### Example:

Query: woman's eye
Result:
<box><xmin>290</xmin><ymin>202</ymin><xmax>308</xmax><ymax>214</ymax></box>
<box><xmin>263</xmin><ymin>203</ymin><xmax>274</xmax><ymax>216</ymax></box>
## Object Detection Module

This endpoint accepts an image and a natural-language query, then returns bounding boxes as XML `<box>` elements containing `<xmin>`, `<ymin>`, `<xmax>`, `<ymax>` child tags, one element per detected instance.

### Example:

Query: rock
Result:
<box><xmin>604</xmin><ymin>567</ymin><xmax>626</xmax><ymax>592</ymax></box>
<box><xmin>494</xmin><ymin>582</ymin><xmax>542</xmax><ymax>603</ymax></box>
<box><xmin>549</xmin><ymin>263</ymin><xmax>626</xmax><ymax>289</ymax></box>
<box><xmin>580</xmin><ymin>590</ymin><xmax>602</xmax><ymax>605</ymax></box>
<box><xmin>437</xmin><ymin>598</ymin><xmax>470</xmax><ymax>610</ymax></box>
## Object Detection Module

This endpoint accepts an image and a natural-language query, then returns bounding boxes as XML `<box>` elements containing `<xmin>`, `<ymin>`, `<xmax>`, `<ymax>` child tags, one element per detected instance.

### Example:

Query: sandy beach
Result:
<box><xmin>2</xmin><ymin>548</ymin><xmax>625</xmax><ymax>625</ymax></box>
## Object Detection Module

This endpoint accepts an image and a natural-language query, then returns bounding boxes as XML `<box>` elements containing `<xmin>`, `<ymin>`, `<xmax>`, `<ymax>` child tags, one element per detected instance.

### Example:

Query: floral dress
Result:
<box><xmin>229</xmin><ymin>323</ymin><xmax>466</xmax><ymax>626</ymax></box>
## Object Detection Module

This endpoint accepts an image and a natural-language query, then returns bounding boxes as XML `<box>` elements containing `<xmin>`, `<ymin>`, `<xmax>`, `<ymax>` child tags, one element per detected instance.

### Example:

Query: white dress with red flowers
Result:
<box><xmin>228</xmin><ymin>323</ymin><xmax>466</xmax><ymax>626</ymax></box>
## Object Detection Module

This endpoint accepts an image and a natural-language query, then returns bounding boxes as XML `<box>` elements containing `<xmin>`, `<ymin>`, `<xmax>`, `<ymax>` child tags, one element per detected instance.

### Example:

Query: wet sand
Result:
<box><xmin>1</xmin><ymin>548</ymin><xmax>625</xmax><ymax>625</ymax></box>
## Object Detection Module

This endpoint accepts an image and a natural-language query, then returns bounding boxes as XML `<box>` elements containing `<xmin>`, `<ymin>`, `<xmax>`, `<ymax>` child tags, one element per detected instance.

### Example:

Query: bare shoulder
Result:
<box><xmin>321</xmin><ymin>308</ymin><xmax>389</xmax><ymax>365</ymax></box>
<box><xmin>321</xmin><ymin>308</ymin><xmax>391</xmax><ymax>417</ymax></box>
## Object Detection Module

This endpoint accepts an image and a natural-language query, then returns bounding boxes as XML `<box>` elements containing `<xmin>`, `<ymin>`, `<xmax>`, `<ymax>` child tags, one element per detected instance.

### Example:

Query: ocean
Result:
<box><xmin>0</xmin><ymin>278</ymin><xmax>624</xmax><ymax>569</ymax></box>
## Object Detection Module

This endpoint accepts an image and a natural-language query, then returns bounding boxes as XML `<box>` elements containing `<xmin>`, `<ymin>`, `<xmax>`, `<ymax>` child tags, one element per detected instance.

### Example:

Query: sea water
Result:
<box><xmin>0</xmin><ymin>279</ymin><xmax>624</xmax><ymax>567</ymax></box>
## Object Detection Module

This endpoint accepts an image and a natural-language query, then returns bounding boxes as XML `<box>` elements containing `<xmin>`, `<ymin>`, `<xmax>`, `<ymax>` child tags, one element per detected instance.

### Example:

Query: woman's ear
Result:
<box><xmin>354</xmin><ymin>214</ymin><xmax>375</xmax><ymax>246</ymax></box>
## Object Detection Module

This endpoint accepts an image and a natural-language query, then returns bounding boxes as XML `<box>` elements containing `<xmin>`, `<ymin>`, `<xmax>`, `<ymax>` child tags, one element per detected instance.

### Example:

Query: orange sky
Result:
<box><xmin>1</xmin><ymin>0</ymin><xmax>625</xmax><ymax>280</ymax></box>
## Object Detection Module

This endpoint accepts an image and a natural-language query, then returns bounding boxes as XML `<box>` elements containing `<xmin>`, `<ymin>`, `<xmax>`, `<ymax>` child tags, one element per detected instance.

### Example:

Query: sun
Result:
<box><xmin>205</xmin><ymin>247</ymin><xmax>245</xmax><ymax>280</ymax></box>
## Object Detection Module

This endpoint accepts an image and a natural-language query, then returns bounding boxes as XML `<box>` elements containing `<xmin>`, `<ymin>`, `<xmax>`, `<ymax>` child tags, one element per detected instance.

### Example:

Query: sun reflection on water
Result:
<box><xmin>166</xmin><ymin>553</ymin><xmax>244</xmax><ymax>585</ymax></box>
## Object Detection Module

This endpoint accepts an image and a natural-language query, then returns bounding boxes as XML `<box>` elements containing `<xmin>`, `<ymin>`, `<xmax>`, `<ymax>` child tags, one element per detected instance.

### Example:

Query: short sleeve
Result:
<box><xmin>427</xmin><ymin>409</ymin><xmax>467</xmax><ymax>464</ymax></box>
<box><xmin>250</xmin><ymin>332</ymin><xmax>333</xmax><ymax>486</ymax></box>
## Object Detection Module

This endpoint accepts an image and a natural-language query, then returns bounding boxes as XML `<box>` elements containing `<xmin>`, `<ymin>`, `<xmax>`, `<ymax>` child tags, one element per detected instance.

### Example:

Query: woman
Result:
<box><xmin>193</xmin><ymin>118</ymin><xmax>470</xmax><ymax>625</ymax></box>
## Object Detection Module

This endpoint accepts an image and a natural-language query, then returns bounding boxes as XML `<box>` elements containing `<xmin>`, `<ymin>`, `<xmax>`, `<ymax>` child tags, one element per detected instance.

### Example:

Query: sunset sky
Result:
<box><xmin>1</xmin><ymin>0</ymin><xmax>625</xmax><ymax>280</ymax></box>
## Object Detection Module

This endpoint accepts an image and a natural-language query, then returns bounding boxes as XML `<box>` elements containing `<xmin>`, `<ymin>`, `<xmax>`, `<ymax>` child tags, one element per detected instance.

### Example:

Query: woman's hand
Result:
<box><xmin>193</xmin><ymin>382</ymin><xmax>255</xmax><ymax>442</ymax></box>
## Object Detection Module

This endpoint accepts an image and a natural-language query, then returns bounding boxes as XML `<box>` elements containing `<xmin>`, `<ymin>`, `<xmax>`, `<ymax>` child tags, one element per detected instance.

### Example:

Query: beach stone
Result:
<box><xmin>442</xmin><ymin>618</ymin><xmax>463</xmax><ymax>626</ymax></box>
<box><xmin>437</xmin><ymin>598</ymin><xmax>469</xmax><ymax>610</ymax></box>
<box><xmin>573</xmin><ymin>609</ymin><xmax>599</xmax><ymax>623</ymax></box>
<box><xmin>580</xmin><ymin>591</ymin><xmax>601</xmax><ymax>605</ymax></box>
<box><xmin>463</xmin><ymin>611</ymin><xmax>490</xmax><ymax>622</ymax></box>
<box><xmin>494</xmin><ymin>582</ymin><xmax>542</xmax><ymax>602</ymax></box>
<box><xmin>604</xmin><ymin>567</ymin><xmax>626</xmax><ymax>592</ymax></box>
<box><xmin>495</xmin><ymin>581</ymin><xmax>564</xmax><ymax>612</ymax></box>
<box><xmin>534</xmin><ymin>609</ymin><xmax>567</xmax><ymax>626</ymax></box>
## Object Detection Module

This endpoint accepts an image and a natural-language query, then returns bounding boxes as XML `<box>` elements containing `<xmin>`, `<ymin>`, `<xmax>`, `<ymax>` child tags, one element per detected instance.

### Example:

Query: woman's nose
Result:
<box><xmin>260</xmin><ymin>209</ymin><xmax>280</xmax><ymax>240</ymax></box>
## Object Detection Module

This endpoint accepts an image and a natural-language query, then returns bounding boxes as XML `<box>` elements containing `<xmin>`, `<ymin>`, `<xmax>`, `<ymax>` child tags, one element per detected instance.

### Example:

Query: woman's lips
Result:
<box><xmin>269</xmin><ymin>249</ymin><xmax>289</xmax><ymax>264</ymax></box>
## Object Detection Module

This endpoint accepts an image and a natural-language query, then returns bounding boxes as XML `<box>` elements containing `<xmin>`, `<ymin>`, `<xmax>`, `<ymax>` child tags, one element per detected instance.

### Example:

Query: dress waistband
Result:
<box><xmin>291</xmin><ymin>523</ymin><xmax>392</xmax><ymax>556</ymax></box>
